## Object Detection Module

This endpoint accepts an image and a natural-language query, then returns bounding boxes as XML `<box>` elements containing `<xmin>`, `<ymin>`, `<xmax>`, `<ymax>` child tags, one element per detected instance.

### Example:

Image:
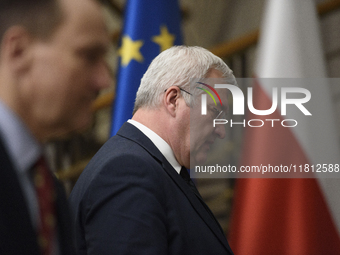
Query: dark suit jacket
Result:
<box><xmin>69</xmin><ymin>122</ymin><xmax>234</xmax><ymax>255</ymax></box>
<box><xmin>0</xmin><ymin>137</ymin><xmax>75</xmax><ymax>255</ymax></box>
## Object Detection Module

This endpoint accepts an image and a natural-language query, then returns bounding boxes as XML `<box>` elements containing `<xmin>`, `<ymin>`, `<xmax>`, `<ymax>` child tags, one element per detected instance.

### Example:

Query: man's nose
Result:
<box><xmin>214</xmin><ymin>122</ymin><xmax>226</xmax><ymax>139</ymax></box>
<box><xmin>92</xmin><ymin>61</ymin><xmax>111</xmax><ymax>90</ymax></box>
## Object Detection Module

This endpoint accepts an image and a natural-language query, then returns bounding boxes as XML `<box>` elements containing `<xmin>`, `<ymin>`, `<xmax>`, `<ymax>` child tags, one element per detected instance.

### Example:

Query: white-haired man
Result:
<box><xmin>70</xmin><ymin>46</ymin><xmax>235</xmax><ymax>255</ymax></box>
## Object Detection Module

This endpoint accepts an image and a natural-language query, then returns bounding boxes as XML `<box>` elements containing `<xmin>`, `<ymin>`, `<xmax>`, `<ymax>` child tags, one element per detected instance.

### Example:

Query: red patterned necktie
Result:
<box><xmin>33</xmin><ymin>156</ymin><xmax>56</xmax><ymax>255</ymax></box>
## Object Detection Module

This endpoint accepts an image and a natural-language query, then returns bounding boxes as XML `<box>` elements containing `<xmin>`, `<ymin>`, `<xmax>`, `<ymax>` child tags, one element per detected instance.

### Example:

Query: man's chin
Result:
<box><xmin>190</xmin><ymin>153</ymin><xmax>208</xmax><ymax>167</ymax></box>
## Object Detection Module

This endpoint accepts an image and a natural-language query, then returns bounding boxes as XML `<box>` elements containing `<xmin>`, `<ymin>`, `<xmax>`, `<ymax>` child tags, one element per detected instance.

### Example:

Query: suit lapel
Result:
<box><xmin>180</xmin><ymin>167</ymin><xmax>226</xmax><ymax>234</ymax></box>
<box><xmin>117</xmin><ymin>123</ymin><xmax>233</xmax><ymax>253</ymax></box>
<box><xmin>0</xmin><ymin>137</ymin><xmax>40</xmax><ymax>255</ymax></box>
<box><xmin>54</xmin><ymin>178</ymin><xmax>75</xmax><ymax>255</ymax></box>
<box><xmin>161</xmin><ymin>160</ymin><xmax>233</xmax><ymax>253</ymax></box>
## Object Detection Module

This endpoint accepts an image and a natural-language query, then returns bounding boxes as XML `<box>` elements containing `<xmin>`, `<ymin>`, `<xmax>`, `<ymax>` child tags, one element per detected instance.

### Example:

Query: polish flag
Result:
<box><xmin>228</xmin><ymin>0</ymin><xmax>340</xmax><ymax>254</ymax></box>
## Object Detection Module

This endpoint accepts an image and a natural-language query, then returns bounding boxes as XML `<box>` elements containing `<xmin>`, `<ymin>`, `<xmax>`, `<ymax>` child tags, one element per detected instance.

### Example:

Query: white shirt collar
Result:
<box><xmin>0</xmin><ymin>100</ymin><xmax>41</xmax><ymax>173</ymax></box>
<box><xmin>128</xmin><ymin>119</ymin><xmax>181</xmax><ymax>174</ymax></box>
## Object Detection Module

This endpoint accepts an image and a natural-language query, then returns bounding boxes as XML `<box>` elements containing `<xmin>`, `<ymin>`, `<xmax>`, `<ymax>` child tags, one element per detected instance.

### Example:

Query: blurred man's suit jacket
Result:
<box><xmin>0</xmin><ymin>138</ymin><xmax>74</xmax><ymax>255</ymax></box>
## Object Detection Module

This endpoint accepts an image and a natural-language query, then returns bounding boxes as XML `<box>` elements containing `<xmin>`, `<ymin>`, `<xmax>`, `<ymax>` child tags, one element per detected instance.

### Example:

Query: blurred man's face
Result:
<box><xmin>21</xmin><ymin>0</ymin><xmax>110</xmax><ymax>140</ymax></box>
<box><xmin>189</xmin><ymin>69</ymin><xmax>228</xmax><ymax>166</ymax></box>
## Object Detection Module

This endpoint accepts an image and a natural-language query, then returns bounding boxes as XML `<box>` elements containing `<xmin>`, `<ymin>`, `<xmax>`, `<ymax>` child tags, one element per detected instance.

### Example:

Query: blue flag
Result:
<box><xmin>110</xmin><ymin>0</ymin><xmax>183</xmax><ymax>136</ymax></box>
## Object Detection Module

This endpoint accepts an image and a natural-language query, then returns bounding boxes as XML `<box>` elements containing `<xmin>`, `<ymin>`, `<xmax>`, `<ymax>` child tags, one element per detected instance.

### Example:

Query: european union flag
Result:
<box><xmin>110</xmin><ymin>0</ymin><xmax>183</xmax><ymax>136</ymax></box>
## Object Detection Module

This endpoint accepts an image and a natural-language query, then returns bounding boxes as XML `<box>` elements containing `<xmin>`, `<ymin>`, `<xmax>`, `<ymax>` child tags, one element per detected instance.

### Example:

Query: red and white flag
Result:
<box><xmin>229</xmin><ymin>0</ymin><xmax>340</xmax><ymax>254</ymax></box>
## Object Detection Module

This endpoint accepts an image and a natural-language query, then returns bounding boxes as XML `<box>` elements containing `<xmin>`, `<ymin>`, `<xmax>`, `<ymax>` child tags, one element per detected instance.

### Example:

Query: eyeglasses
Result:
<box><xmin>178</xmin><ymin>87</ymin><xmax>192</xmax><ymax>96</ymax></box>
<box><xmin>210</xmin><ymin>106</ymin><xmax>226</xmax><ymax>119</ymax></box>
<box><xmin>164</xmin><ymin>86</ymin><xmax>226</xmax><ymax>119</ymax></box>
<box><xmin>164</xmin><ymin>86</ymin><xmax>192</xmax><ymax>96</ymax></box>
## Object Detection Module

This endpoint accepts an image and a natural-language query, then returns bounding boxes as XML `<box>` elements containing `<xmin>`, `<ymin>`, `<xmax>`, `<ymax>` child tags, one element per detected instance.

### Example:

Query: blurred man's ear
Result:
<box><xmin>0</xmin><ymin>26</ymin><xmax>33</xmax><ymax>74</ymax></box>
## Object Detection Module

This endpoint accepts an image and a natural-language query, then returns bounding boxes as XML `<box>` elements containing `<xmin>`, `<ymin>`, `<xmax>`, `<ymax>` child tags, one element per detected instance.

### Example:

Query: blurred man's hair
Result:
<box><xmin>0</xmin><ymin>0</ymin><xmax>63</xmax><ymax>41</ymax></box>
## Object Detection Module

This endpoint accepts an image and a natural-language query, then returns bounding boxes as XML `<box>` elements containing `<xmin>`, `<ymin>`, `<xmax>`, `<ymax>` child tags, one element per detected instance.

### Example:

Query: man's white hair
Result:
<box><xmin>133</xmin><ymin>45</ymin><xmax>236</xmax><ymax>114</ymax></box>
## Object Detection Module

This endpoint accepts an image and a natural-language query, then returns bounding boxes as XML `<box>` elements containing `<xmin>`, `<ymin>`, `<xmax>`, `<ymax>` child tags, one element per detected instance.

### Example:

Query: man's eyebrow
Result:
<box><xmin>222</xmin><ymin>104</ymin><xmax>229</xmax><ymax>113</ymax></box>
<box><xmin>76</xmin><ymin>44</ymin><xmax>109</xmax><ymax>61</ymax></box>
<box><xmin>89</xmin><ymin>44</ymin><xmax>109</xmax><ymax>54</ymax></box>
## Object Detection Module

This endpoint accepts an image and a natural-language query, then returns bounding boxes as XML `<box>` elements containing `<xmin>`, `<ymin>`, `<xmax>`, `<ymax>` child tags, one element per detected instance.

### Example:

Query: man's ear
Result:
<box><xmin>1</xmin><ymin>26</ymin><xmax>33</xmax><ymax>73</ymax></box>
<box><xmin>163</xmin><ymin>86</ymin><xmax>181</xmax><ymax>117</ymax></box>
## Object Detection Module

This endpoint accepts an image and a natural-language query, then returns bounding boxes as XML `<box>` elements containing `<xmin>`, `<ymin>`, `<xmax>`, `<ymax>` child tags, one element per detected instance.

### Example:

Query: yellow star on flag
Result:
<box><xmin>118</xmin><ymin>36</ymin><xmax>144</xmax><ymax>66</ymax></box>
<box><xmin>152</xmin><ymin>25</ymin><xmax>175</xmax><ymax>52</ymax></box>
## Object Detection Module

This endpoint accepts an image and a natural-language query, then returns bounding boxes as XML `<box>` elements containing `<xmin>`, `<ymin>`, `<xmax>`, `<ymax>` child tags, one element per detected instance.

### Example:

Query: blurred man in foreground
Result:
<box><xmin>70</xmin><ymin>46</ymin><xmax>235</xmax><ymax>255</ymax></box>
<box><xmin>0</xmin><ymin>0</ymin><xmax>110</xmax><ymax>254</ymax></box>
